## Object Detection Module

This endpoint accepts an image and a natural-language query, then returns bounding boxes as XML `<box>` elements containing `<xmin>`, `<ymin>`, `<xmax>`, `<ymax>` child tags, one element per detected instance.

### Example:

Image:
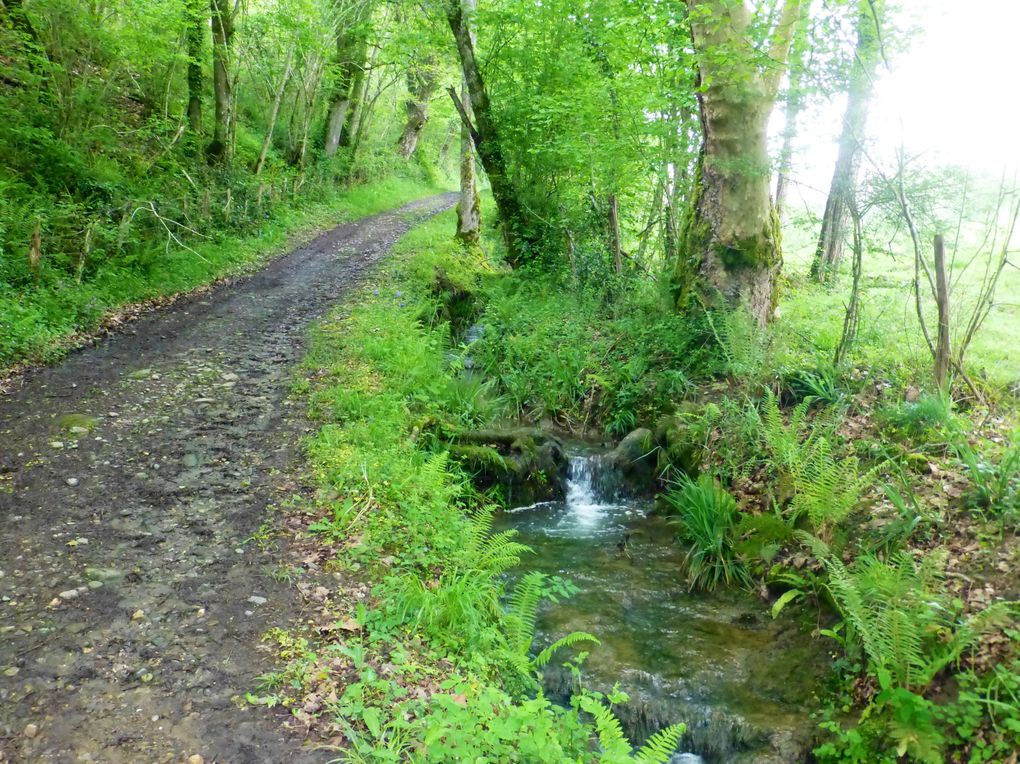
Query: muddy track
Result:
<box><xmin>0</xmin><ymin>194</ymin><xmax>456</xmax><ymax>763</ymax></box>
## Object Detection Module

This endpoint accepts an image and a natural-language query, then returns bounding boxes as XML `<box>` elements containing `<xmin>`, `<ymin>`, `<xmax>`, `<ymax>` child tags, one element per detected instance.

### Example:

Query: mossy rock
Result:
<box><xmin>430</xmin><ymin>266</ymin><xmax>478</xmax><ymax>337</ymax></box>
<box><xmin>451</xmin><ymin>427</ymin><xmax>567</xmax><ymax>506</ymax></box>
<box><xmin>903</xmin><ymin>452</ymin><xmax>933</xmax><ymax>474</ymax></box>
<box><xmin>56</xmin><ymin>413</ymin><xmax>98</xmax><ymax>433</ymax></box>
<box><xmin>652</xmin><ymin>414</ymin><xmax>703</xmax><ymax>478</ymax></box>
<box><xmin>606</xmin><ymin>427</ymin><xmax>657</xmax><ymax>493</ymax></box>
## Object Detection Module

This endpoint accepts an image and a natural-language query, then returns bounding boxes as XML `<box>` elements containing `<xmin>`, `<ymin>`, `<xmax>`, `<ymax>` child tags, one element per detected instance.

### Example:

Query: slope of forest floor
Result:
<box><xmin>0</xmin><ymin>194</ymin><xmax>454</xmax><ymax>763</ymax></box>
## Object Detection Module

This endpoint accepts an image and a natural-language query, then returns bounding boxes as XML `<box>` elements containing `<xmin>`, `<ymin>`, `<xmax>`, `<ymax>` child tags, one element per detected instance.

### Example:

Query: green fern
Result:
<box><xmin>632</xmin><ymin>724</ymin><xmax>686</xmax><ymax>764</ymax></box>
<box><xmin>791</xmin><ymin>437</ymin><xmax>870</xmax><ymax>534</ymax></box>
<box><xmin>504</xmin><ymin>571</ymin><xmax>547</xmax><ymax>656</ymax></box>
<box><xmin>758</xmin><ymin>389</ymin><xmax>813</xmax><ymax>474</ymax></box>
<box><xmin>706</xmin><ymin>307</ymin><xmax>766</xmax><ymax>378</ymax></box>
<box><xmin>757</xmin><ymin>390</ymin><xmax>866</xmax><ymax>536</ymax></box>
<box><xmin>820</xmin><ymin>549</ymin><xmax>1010</xmax><ymax>692</ymax></box>
<box><xmin>392</xmin><ymin>505</ymin><xmax>530</xmax><ymax>642</ymax></box>
<box><xmin>467</xmin><ymin>506</ymin><xmax>531</xmax><ymax>576</ymax></box>
<box><xmin>532</xmin><ymin>631</ymin><xmax>601</xmax><ymax>670</ymax></box>
<box><xmin>579</xmin><ymin>694</ymin><xmax>632</xmax><ymax>759</ymax></box>
<box><xmin>579</xmin><ymin>693</ymin><xmax>684</xmax><ymax>763</ymax></box>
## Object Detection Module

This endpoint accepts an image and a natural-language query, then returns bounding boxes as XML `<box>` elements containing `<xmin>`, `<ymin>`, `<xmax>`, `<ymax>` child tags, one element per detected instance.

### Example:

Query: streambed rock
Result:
<box><xmin>451</xmin><ymin>427</ymin><xmax>567</xmax><ymax>506</ymax></box>
<box><xmin>605</xmin><ymin>427</ymin><xmax>656</xmax><ymax>492</ymax></box>
<box><xmin>605</xmin><ymin>415</ymin><xmax>706</xmax><ymax>496</ymax></box>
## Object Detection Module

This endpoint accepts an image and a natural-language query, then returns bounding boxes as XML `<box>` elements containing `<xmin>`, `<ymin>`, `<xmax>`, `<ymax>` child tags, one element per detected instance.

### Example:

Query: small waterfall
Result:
<box><xmin>564</xmin><ymin>454</ymin><xmax>620</xmax><ymax>527</ymax></box>
<box><xmin>567</xmin><ymin>452</ymin><xmax>625</xmax><ymax>504</ymax></box>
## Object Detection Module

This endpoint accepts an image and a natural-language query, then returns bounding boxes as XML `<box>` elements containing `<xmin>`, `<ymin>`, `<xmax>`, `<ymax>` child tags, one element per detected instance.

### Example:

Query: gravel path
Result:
<box><xmin>0</xmin><ymin>194</ymin><xmax>456</xmax><ymax>763</ymax></box>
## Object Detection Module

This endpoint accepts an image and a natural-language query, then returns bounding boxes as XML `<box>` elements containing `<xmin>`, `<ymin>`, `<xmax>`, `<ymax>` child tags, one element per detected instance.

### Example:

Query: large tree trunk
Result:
<box><xmin>446</xmin><ymin>0</ymin><xmax>530</xmax><ymax>265</ymax></box>
<box><xmin>396</xmin><ymin>54</ymin><xmax>439</xmax><ymax>159</ymax></box>
<box><xmin>322</xmin><ymin>2</ymin><xmax>372</xmax><ymax>157</ymax></box>
<box><xmin>811</xmin><ymin>0</ymin><xmax>882</xmax><ymax>282</ymax></box>
<box><xmin>206</xmin><ymin>0</ymin><xmax>234</xmax><ymax>163</ymax></box>
<box><xmin>455</xmin><ymin>78</ymin><xmax>481</xmax><ymax>247</ymax></box>
<box><xmin>678</xmin><ymin>0</ymin><xmax>802</xmax><ymax>326</ymax></box>
<box><xmin>185</xmin><ymin>0</ymin><xmax>204</xmax><ymax>133</ymax></box>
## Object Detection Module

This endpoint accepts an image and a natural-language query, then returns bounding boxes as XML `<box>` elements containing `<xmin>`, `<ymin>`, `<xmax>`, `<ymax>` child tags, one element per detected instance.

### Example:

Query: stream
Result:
<box><xmin>497</xmin><ymin>449</ymin><xmax>829</xmax><ymax>763</ymax></box>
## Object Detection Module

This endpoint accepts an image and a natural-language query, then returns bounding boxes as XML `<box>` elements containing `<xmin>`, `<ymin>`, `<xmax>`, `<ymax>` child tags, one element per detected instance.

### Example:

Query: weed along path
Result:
<box><xmin>0</xmin><ymin>194</ymin><xmax>456</xmax><ymax>763</ymax></box>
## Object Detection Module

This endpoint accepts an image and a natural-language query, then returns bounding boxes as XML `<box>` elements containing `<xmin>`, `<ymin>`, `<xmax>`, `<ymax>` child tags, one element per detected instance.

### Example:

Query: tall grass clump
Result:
<box><xmin>664</xmin><ymin>474</ymin><xmax>749</xmax><ymax>591</ymax></box>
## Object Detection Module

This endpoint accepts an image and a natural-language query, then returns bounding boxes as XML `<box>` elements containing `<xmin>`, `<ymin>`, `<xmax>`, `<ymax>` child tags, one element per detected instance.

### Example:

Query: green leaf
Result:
<box><xmin>362</xmin><ymin>706</ymin><xmax>382</xmax><ymax>738</ymax></box>
<box><xmin>771</xmin><ymin>588</ymin><xmax>803</xmax><ymax>618</ymax></box>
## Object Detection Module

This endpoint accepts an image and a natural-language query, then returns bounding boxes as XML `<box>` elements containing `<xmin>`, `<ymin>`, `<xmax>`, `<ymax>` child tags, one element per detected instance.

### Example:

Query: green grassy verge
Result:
<box><xmin>0</xmin><ymin>175</ymin><xmax>441</xmax><ymax>371</ymax></box>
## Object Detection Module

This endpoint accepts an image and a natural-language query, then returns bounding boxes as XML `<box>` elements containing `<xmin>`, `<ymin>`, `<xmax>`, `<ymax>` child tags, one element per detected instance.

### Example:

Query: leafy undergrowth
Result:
<box><xmin>0</xmin><ymin>174</ymin><xmax>440</xmax><ymax>375</ymax></box>
<box><xmin>257</xmin><ymin>208</ymin><xmax>684</xmax><ymax>762</ymax></box>
<box><xmin>660</xmin><ymin>362</ymin><xmax>1020</xmax><ymax>763</ymax></box>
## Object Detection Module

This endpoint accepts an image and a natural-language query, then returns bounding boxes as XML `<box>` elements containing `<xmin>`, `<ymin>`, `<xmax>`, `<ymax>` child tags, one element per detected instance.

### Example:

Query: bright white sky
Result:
<box><xmin>787</xmin><ymin>0</ymin><xmax>1020</xmax><ymax>209</ymax></box>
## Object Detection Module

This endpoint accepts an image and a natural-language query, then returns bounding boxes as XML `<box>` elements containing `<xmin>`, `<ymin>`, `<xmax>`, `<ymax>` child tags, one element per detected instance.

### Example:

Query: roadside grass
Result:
<box><xmin>0</xmin><ymin>174</ymin><xmax>443</xmax><ymax>372</ymax></box>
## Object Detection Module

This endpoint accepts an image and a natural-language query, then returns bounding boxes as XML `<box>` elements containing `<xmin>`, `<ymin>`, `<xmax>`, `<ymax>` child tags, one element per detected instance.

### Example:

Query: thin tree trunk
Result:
<box><xmin>438</xmin><ymin>116</ymin><xmax>459</xmax><ymax>168</ymax></box>
<box><xmin>811</xmin><ymin>0</ymin><xmax>882</xmax><ymax>282</ymax></box>
<box><xmin>608</xmin><ymin>194</ymin><xmax>622</xmax><ymax>274</ymax></box>
<box><xmin>185</xmin><ymin>0</ymin><xmax>204</xmax><ymax>133</ymax></box>
<box><xmin>933</xmin><ymin>234</ymin><xmax>951</xmax><ymax>390</ymax></box>
<box><xmin>294</xmin><ymin>55</ymin><xmax>324</xmax><ymax>167</ymax></box>
<box><xmin>254</xmin><ymin>47</ymin><xmax>294</xmax><ymax>176</ymax></box>
<box><xmin>835</xmin><ymin>205</ymin><xmax>864</xmax><ymax>365</ymax></box>
<box><xmin>774</xmin><ymin>1</ymin><xmax>812</xmax><ymax>221</ymax></box>
<box><xmin>349</xmin><ymin>45</ymin><xmax>379</xmax><ymax>157</ymax></box>
<box><xmin>446</xmin><ymin>0</ymin><xmax>530</xmax><ymax>264</ymax></box>
<box><xmin>396</xmin><ymin>53</ymin><xmax>439</xmax><ymax>159</ymax></box>
<box><xmin>455</xmin><ymin>77</ymin><xmax>481</xmax><ymax>247</ymax></box>
<box><xmin>679</xmin><ymin>0</ymin><xmax>802</xmax><ymax>326</ymax></box>
<box><xmin>207</xmin><ymin>0</ymin><xmax>234</xmax><ymax>163</ymax></box>
<box><xmin>635</xmin><ymin>176</ymin><xmax>663</xmax><ymax>263</ymax></box>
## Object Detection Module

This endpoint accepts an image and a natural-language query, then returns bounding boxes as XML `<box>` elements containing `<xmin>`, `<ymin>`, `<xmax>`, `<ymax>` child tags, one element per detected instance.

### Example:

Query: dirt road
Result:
<box><xmin>0</xmin><ymin>194</ymin><xmax>456</xmax><ymax>763</ymax></box>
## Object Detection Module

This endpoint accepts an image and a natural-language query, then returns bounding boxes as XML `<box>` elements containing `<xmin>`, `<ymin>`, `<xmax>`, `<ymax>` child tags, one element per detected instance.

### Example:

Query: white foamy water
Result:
<box><xmin>508</xmin><ymin>453</ymin><xmax>641</xmax><ymax>539</ymax></box>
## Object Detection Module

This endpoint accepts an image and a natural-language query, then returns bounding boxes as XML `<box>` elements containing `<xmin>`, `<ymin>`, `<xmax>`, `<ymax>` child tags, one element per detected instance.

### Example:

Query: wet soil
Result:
<box><xmin>0</xmin><ymin>194</ymin><xmax>456</xmax><ymax>763</ymax></box>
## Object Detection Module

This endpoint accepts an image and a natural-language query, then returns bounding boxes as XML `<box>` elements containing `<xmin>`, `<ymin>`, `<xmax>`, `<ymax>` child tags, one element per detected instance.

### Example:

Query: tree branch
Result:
<box><xmin>763</xmin><ymin>0</ymin><xmax>804</xmax><ymax>100</ymax></box>
<box><xmin>446</xmin><ymin>85</ymin><xmax>480</xmax><ymax>148</ymax></box>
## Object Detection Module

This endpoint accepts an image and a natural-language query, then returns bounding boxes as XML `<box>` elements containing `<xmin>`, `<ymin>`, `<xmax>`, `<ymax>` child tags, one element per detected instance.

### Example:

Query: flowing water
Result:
<box><xmin>498</xmin><ymin>451</ymin><xmax>828</xmax><ymax>763</ymax></box>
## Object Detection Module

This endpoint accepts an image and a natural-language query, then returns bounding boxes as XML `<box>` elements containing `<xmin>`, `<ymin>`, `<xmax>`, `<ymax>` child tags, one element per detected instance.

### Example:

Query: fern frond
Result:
<box><xmin>531</xmin><ymin>631</ymin><xmax>600</xmax><ymax>669</ymax></box>
<box><xmin>633</xmin><ymin>724</ymin><xmax>685</xmax><ymax>764</ymax></box>
<box><xmin>504</xmin><ymin>571</ymin><xmax>547</xmax><ymax>655</ymax></box>
<box><xmin>578</xmin><ymin>695</ymin><xmax>631</xmax><ymax>758</ymax></box>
